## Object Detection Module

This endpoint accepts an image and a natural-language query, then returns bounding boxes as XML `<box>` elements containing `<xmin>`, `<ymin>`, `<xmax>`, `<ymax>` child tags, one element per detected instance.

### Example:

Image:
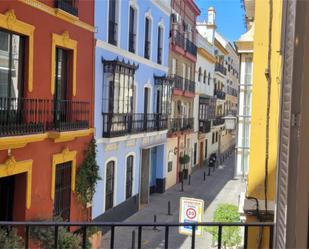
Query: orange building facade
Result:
<box><xmin>0</xmin><ymin>0</ymin><xmax>94</xmax><ymax>222</ymax></box>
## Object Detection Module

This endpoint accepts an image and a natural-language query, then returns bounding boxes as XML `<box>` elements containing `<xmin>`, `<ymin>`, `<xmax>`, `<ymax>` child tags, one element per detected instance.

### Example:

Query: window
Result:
<box><xmin>155</xmin><ymin>77</ymin><xmax>172</xmax><ymax>114</ymax></box>
<box><xmin>203</xmin><ymin>70</ymin><xmax>207</xmax><ymax>83</ymax></box>
<box><xmin>129</xmin><ymin>6</ymin><xmax>136</xmax><ymax>53</ymax></box>
<box><xmin>54</xmin><ymin>161</ymin><xmax>72</xmax><ymax>221</ymax></box>
<box><xmin>208</xmin><ymin>72</ymin><xmax>211</xmax><ymax>85</ymax></box>
<box><xmin>194</xmin><ymin>143</ymin><xmax>197</xmax><ymax>164</ymax></box>
<box><xmin>102</xmin><ymin>59</ymin><xmax>137</xmax><ymax>114</ymax></box>
<box><xmin>212</xmin><ymin>132</ymin><xmax>215</xmax><ymax>144</ymax></box>
<box><xmin>198</xmin><ymin>67</ymin><xmax>202</xmax><ymax>82</ymax></box>
<box><xmin>126</xmin><ymin>155</ymin><xmax>134</xmax><ymax>199</ymax></box>
<box><xmin>108</xmin><ymin>0</ymin><xmax>118</xmax><ymax>46</ymax></box>
<box><xmin>55</xmin><ymin>0</ymin><xmax>78</xmax><ymax>16</ymax></box>
<box><xmin>168</xmin><ymin>161</ymin><xmax>173</xmax><ymax>172</ymax></box>
<box><xmin>157</xmin><ymin>26</ymin><xmax>163</xmax><ymax>64</ymax></box>
<box><xmin>216</xmin><ymin>132</ymin><xmax>218</xmax><ymax>142</ymax></box>
<box><xmin>105</xmin><ymin>161</ymin><xmax>115</xmax><ymax>211</ymax></box>
<box><xmin>205</xmin><ymin>139</ymin><xmax>208</xmax><ymax>159</ymax></box>
<box><xmin>0</xmin><ymin>30</ymin><xmax>25</xmax><ymax>99</ymax></box>
<box><xmin>144</xmin><ymin>17</ymin><xmax>151</xmax><ymax>59</ymax></box>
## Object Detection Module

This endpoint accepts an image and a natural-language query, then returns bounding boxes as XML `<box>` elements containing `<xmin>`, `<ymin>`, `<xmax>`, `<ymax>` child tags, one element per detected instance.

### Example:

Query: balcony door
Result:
<box><xmin>0</xmin><ymin>175</ymin><xmax>15</xmax><ymax>221</ymax></box>
<box><xmin>54</xmin><ymin>48</ymin><xmax>69</xmax><ymax>126</ymax></box>
<box><xmin>0</xmin><ymin>30</ymin><xmax>25</xmax><ymax>125</ymax></box>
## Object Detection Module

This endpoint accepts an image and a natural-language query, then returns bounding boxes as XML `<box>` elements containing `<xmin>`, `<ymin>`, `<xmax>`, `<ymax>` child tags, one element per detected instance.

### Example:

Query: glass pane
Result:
<box><xmin>0</xmin><ymin>30</ymin><xmax>10</xmax><ymax>98</ymax></box>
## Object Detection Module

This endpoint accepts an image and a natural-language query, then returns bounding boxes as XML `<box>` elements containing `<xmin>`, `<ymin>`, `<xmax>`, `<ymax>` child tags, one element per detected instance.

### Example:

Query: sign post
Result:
<box><xmin>179</xmin><ymin>197</ymin><xmax>204</xmax><ymax>236</ymax></box>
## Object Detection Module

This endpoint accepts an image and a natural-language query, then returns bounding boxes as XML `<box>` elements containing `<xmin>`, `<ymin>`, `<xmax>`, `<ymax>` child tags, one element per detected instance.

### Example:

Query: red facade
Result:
<box><xmin>0</xmin><ymin>0</ymin><xmax>94</xmax><ymax>222</ymax></box>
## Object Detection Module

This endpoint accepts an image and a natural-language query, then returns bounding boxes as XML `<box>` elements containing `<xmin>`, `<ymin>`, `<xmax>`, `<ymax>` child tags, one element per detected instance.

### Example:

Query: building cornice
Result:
<box><xmin>215</xmin><ymin>39</ymin><xmax>229</xmax><ymax>55</ymax></box>
<box><xmin>151</xmin><ymin>0</ymin><xmax>171</xmax><ymax>16</ymax></box>
<box><xmin>96</xmin><ymin>39</ymin><xmax>168</xmax><ymax>72</ymax></box>
<box><xmin>198</xmin><ymin>48</ymin><xmax>216</xmax><ymax>63</ymax></box>
<box><xmin>18</xmin><ymin>0</ymin><xmax>94</xmax><ymax>32</ymax></box>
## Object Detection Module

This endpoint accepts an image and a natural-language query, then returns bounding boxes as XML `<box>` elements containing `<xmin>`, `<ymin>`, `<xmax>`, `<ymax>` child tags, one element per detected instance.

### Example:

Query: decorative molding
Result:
<box><xmin>197</xmin><ymin>47</ymin><xmax>216</xmax><ymax>63</ymax></box>
<box><xmin>105</xmin><ymin>143</ymin><xmax>118</xmax><ymax>152</ymax></box>
<box><xmin>0</xmin><ymin>9</ymin><xmax>35</xmax><ymax>92</ymax></box>
<box><xmin>48</xmin><ymin>128</ymin><xmax>94</xmax><ymax>143</ymax></box>
<box><xmin>51</xmin><ymin>148</ymin><xmax>77</xmax><ymax>200</ymax></box>
<box><xmin>150</xmin><ymin>0</ymin><xmax>171</xmax><ymax>16</ymax></box>
<box><xmin>18</xmin><ymin>0</ymin><xmax>94</xmax><ymax>32</ymax></box>
<box><xmin>126</xmin><ymin>140</ymin><xmax>136</xmax><ymax>147</ymax></box>
<box><xmin>51</xmin><ymin>32</ymin><xmax>77</xmax><ymax>96</ymax></box>
<box><xmin>96</xmin><ymin>39</ymin><xmax>168</xmax><ymax>72</ymax></box>
<box><xmin>0</xmin><ymin>133</ymin><xmax>48</xmax><ymax>150</ymax></box>
<box><xmin>0</xmin><ymin>156</ymin><xmax>33</xmax><ymax>209</ymax></box>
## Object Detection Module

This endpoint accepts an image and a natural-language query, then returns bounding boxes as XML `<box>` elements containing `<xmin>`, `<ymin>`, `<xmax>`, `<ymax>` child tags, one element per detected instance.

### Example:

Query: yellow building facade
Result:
<box><xmin>242</xmin><ymin>0</ymin><xmax>283</xmax><ymax>247</ymax></box>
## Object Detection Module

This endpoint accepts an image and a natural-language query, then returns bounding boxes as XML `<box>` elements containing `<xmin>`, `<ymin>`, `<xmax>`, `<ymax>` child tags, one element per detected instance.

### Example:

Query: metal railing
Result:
<box><xmin>0</xmin><ymin>221</ymin><xmax>274</xmax><ymax>249</ymax></box>
<box><xmin>108</xmin><ymin>21</ymin><xmax>118</xmax><ymax>46</ymax></box>
<box><xmin>213</xmin><ymin>116</ymin><xmax>225</xmax><ymax>126</ymax></box>
<box><xmin>214</xmin><ymin>89</ymin><xmax>226</xmax><ymax>100</ymax></box>
<box><xmin>185</xmin><ymin>38</ymin><xmax>197</xmax><ymax>57</ymax></box>
<box><xmin>129</xmin><ymin>32</ymin><xmax>136</xmax><ymax>53</ymax></box>
<box><xmin>0</xmin><ymin>98</ymin><xmax>90</xmax><ymax>137</ymax></box>
<box><xmin>102</xmin><ymin>113</ymin><xmax>168</xmax><ymax>138</ymax></box>
<box><xmin>215</xmin><ymin>63</ymin><xmax>227</xmax><ymax>76</ymax></box>
<box><xmin>199</xmin><ymin>120</ymin><xmax>211</xmax><ymax>133</ymax></box>
<box><xmin>172</xmin><ymin>75</ymin><xmax>195</xmax><ymax>94</ymax></box>
<box><xmin>55</xmin><ymin>0</ymin><xmax>78</xmax><ymax>16</ymax></box>
<box><xmin>169</xmin><ymin>117</ymin><xmax>194</xmax><ymax>132</ymax></box>
<box><xmin>172</xmin><ymin>30</ymin><xmax>185</xmax><ymax>49</ymax></box>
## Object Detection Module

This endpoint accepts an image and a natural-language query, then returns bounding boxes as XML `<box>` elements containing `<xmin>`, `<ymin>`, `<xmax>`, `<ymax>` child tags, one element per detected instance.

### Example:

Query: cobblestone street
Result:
<box><xmin>101</xmin><ymin>153</ymin><xmax>246</xmax><ymax>249</ymax></box>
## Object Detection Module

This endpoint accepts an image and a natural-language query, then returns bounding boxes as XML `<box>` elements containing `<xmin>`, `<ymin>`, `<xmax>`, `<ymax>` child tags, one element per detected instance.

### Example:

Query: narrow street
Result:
<box><xmin>101</xmin><ymin>153</ymin><xmax>245</xmax><ymax>249</ymax></box>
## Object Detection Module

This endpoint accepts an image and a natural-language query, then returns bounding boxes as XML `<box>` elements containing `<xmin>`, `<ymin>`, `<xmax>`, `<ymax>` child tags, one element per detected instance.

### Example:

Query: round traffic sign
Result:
<box><xmin>186</xmin><ymin>208</ymin><xmax>196</xmax><ymax>219</ymax></box>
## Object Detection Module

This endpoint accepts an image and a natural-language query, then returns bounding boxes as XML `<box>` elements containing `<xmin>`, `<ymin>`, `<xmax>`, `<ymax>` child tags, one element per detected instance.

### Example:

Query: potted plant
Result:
<box><xmin>179</xmin><ymin>154</ymin><xmax>190</xmax><ymax>180</ymax></box>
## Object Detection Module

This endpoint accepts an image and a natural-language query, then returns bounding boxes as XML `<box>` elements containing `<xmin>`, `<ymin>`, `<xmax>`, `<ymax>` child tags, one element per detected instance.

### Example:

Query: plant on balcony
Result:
<box><xmin>76</xmin><ymin>138</ymin><xmax>101</xmax><ymax>206</ymax></box>
<box><xmin>0</xmin><ymin>228</ymin><xmax>23</xmax><ymax>249</ymax></box>
<box><xmin>206</xmin><ymin>204</ymin><xmax>241</xmax><ymax>248</ymax></box>
<box><xmin>30</xmin><ymin>217</ymin><xmax>88</xmax><ymax>249</ymax></box>
<box><xmin>179</xmin><ymin>154</ymin><xmax>190</xmax><ymax>180</ymax></box>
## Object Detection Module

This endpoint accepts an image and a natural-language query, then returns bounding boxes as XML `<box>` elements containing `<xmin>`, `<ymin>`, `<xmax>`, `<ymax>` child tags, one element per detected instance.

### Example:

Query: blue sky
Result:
<box><xmin>195</xmin><ymin>0</ymin><xmax>246</xmax><ymax>42</ymax></box>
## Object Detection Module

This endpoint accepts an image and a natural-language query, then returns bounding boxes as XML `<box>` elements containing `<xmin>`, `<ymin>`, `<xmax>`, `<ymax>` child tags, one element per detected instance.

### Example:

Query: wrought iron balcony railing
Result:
<box><xmin>0</xmin><ymin>221</ymin><xmax>274</xmax><ymax>249</ymax></box>
<box><xmin>169</xmin><ymin>117</ymin><xmax>194</xmax><ymax>133</ymax></box>
<box><xmin>215</xmin><ymin>63</ymin><xmax>227</xmax><ymax>76</ymax></box>
<box><xmin>172</xmin><ymin>75</ymin><xmax>195</xmax><ymax>94</ymax></box>
<box><xmin>214</xmin><ymin>89</ymin><xmax>226</xmax><ymax>100</ymax></box>
<box><xmin>144</xmin><ymin>41</ymin><xmax>151</xmax><ymax>59</ymax></box>
<box><xmin>172</xmin><ymin>29</ymin><xmax>185</xmax><ymax>49</ymax></box>
<box><xmin>129</xmin><ymin>32</ymin><xmax>136</xmax><ymax>53</ymax></box>
<box><xmin>102</xmin><ymin>113</ymin><xmax>168</xmax><ymax>138</ymax></box>
<box><xmin>185</xmin><ymin>38</ymin><xmax>197</xmax><ymax>57</ymax></box>
<box><xmin>55</xmin><ymin>0</ymin><xmax>78</xmax><ymax>16</ymax></box>
<box><xmin>0</xmin><ymin>98</ymin><xmax>90</xmax><ymax>137</ymax></box>
<box><xmin>213</xmin><ymin>116</ymin><xmax>225</xmax><ymax>126</ymax></box>
<box><xmin>199</xmin><ymin>120</ymin><xmax>211</xmax><ymax>133</ymax></box>
<box><xmin>108</xmin><ymin>21</ymin><xmax>118</xmax><ymax>46</ymax></box>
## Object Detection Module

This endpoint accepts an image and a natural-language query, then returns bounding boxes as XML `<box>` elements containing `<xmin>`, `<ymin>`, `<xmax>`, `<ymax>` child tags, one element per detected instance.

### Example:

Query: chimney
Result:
<box><xmin>207</xmin><ymin>7</ymin><xmax>216</xmax><ymax>26</ymax></box>
<box><xmin>196</xmin><ymin>7</ymin><xmax>216</xmax><ymax>44</ymax></box>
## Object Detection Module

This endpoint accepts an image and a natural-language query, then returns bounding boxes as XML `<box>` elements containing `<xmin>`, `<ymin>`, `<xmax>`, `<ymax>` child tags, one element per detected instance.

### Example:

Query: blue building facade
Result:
<box><xmin>93</xmin><ymin>0</ymin><xmax>172</xmax><ymax>220</ymax></box>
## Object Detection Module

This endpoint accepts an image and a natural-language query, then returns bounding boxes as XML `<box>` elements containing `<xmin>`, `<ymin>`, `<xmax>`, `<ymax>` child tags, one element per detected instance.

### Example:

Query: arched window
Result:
<box><xmin>126</xmin><ymin>155</ymin><xmax>134</xmax><ymax>199</ymax></box>
<box><xmin>198</xmin><ymin>67</ymin><xmax>202</xmax><ymax>82</ymax></box>
<box><xmin>105</xmin><ymin>160</ymin><xmax>115</xmax><ymax>211</ymax></box>
<box><xmin>203</xmin><ymin>70</ymin><xmax>207</xmax><ymax>83</ymax></box>
<box><xmin>208</xmin><ymin>72</ymin><xmax>211</xmax><ymax>85</ymax></box>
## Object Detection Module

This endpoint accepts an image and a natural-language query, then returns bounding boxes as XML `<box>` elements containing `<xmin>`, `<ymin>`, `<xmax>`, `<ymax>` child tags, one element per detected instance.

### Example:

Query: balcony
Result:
<box><xmin>213</xmin><ymin>116</ymin><xmax>225</xmax><ymax>126</ymax></box>
<box><xmin>169</xmin><ymin>118</ymin><xmax>194</xmax><ymax>133</ymax></box>
<box><xmin>0</xmin><ymin>221</ymin><xmax>274</xmax><ymax>249</ymax></box>
<box><xmin>215</xmin><ymin>63</ymin><xmax>227</xmax><ymax>76</ymax></box>
<box><xmin>129</xmin><ymin>32</ymin><xmax>136</xmax><ymax>53</ymax></box>
<box><xmin>0</xmin><ymin>98</ymin><xmax>90</xmax><ymax>137</ymax></box>
<box><xmin>172</xmin><ymin>75</ymin><xmax>195</xmax><ymax>96</ymax></box>
<box><xmin>172</xmin><ymin>30</ymin><xmax>185</xmax><ymax>49</ymax></box>
<box><xmin>199</xmin><ymin>120</ymin><xmax>211</xmax><ymax>133</ymax></box>
<box><xmin>102</xmin><ymin>113</ymin><xmax>168</xmax><ymax>138</ymax></box>
<box><xmin>214</xmin><ymin>89</ymin><xmax>226</xmax><ymax>100</ymax></box>
<box><xmin>108</xmin><ymin>21</ymin><xmax>118</xmax><ymax>46</ymax></box>
<box><xmin>55</xmin><ymin>0</ymin><xmax>78</xmax><ymax>16</ymax></box>
<box><xmin>185</xmin><ymin>38</ymin><xmax>197</xmax><ymax>57</ymax></box>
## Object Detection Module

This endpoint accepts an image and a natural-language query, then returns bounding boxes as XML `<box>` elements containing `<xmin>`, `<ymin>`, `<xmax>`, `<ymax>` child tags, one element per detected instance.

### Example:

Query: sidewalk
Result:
<box><xmin>101</xmin><ymin>153</ymin><xmax>245</xmax><ymax>249</ymax></box>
